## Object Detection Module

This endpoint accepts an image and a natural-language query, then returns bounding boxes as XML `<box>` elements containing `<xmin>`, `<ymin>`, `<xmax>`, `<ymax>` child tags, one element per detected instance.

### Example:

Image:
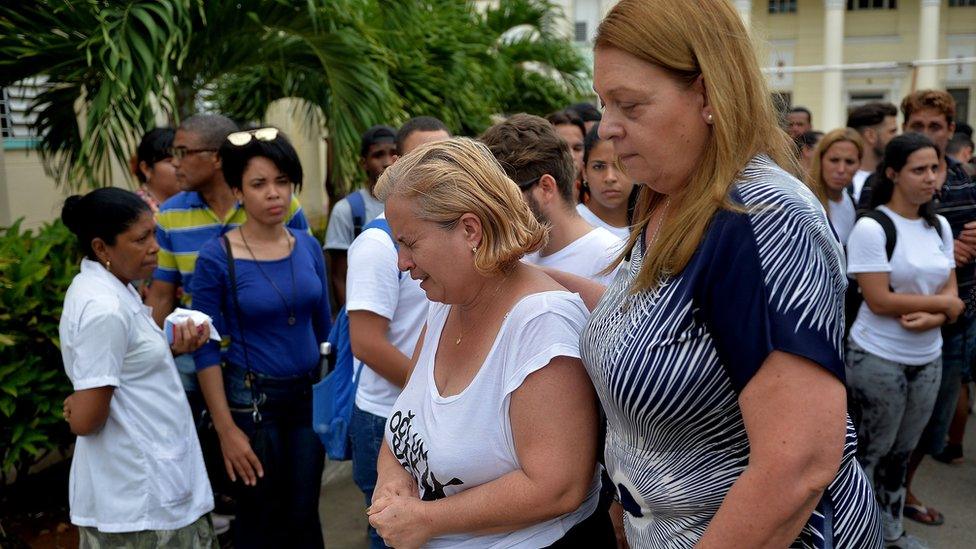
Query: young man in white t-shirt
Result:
<box><xmin>481</xmin><ymin>114</ymin><xmax>623</xmax><ymax>285</ymax></box>
<box><xmin>345</xmin><ymin>117</ymin><xmax>448</xmax><ymax>548</ymax></box>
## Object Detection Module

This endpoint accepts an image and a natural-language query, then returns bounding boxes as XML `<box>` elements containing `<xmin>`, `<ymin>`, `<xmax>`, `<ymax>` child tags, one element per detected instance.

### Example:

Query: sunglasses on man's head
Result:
<box><xmin>227</xmin><ymin>127</ymin><xmax>280</xmax><ymax>146</ymax></box>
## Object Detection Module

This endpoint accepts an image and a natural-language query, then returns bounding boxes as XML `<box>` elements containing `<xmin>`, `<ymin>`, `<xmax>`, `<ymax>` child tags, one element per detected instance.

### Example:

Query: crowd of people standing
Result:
<box><xmin>54</xmin><ymin>0</ymin><xmax>976</xmax><ymax>548</ymax></box>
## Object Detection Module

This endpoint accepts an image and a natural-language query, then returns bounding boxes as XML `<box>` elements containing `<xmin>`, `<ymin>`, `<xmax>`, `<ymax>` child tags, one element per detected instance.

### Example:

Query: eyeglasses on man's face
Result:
<box><xmin>169</xmin><ymin>146</ymin><xmax>217</xmax><ymax>160</ymax></box>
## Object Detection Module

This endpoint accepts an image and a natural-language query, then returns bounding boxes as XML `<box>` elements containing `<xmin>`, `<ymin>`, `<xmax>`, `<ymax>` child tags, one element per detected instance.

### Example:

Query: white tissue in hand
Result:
<box><xmin>164</xmin><ymin>308</ymin><xmax>221</xmax><ymax>344</ymax></box>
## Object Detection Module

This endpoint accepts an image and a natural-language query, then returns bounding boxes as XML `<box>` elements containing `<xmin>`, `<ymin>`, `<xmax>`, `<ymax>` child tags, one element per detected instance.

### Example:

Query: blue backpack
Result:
<box><xmin>312</xmin><ymin>216</ymin><xmax>398</xmax><ymax>460</ymax></box>
<box><xmin>347</xmin><ymin>190</ymin><xmax>367</xmax><ymax>238</ymax></box>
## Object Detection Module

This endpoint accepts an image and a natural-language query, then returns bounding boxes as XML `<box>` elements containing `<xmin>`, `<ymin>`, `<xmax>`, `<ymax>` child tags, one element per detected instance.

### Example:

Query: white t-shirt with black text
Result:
<box><xmin>847</xmin><ymin>206</ymin><xmax>954</xmax><ymax>365</ymax></box>
<box><xmin>523</xmin><ymin>227</ymin><xmax>623</xmax><ymax>285</ymax></box>
<box><xmin>346</xmin><ymin>215</ymin><xmax>429</xmax><ymax>417</ymax></box>
<box><xmin>384</xmin><ymin>291</ymin><xmax>601</xmax><ymax>548</ymax></box>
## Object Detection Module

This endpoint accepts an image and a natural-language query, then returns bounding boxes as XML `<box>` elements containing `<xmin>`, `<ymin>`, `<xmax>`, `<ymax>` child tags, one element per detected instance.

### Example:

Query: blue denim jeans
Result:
<box><xmin>919</xmin><ymin>316</ymin><xmax>976</xmax><ymax>455</ymax></box>
<box><xmin>350</xmin><ymin>405</ymin><xmax>390</xmax><ymax>549</ymax></box>
<box><xmin>225</xmin><ymin>367</ymin><xmax>325</xmax><ymax>549</ymax></box>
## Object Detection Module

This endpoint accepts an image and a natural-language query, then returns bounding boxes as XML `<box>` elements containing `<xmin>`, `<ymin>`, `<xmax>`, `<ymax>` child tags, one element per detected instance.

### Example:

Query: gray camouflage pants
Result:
<box><xmin>846</xmin><ymin>341</ymin><xmax>941</xmax><ymax>542</ymax></box>
<box><xmin>78</xmin><ymin>514</ymin><xmax>217</xmax><ymax>549</ymax></box>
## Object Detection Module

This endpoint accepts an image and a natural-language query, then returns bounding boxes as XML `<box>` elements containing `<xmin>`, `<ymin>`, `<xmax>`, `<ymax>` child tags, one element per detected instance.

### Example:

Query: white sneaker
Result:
<box><xmin>886</xmin><ymin>533</ymin><xmax>929</xmax><ymax>549</ymax></box>
<box><xmin>211</xmin><ymin>513</ymin><xmax>232</xmax><ymax>535</ymax></box>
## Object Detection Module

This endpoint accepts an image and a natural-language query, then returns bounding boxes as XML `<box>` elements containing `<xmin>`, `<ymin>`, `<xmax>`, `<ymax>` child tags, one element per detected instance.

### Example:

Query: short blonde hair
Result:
<box><xmin>596</xmin><ymin>0</ymin><xmax>798</xmax><ymax>291</ymax></box>
<box><xmin>374</xmin><ymin>137</ymin><xmax>547</xmax><ymax>275</ymax></box>
<box><xmin>808</xmin><ymin>128</ymin><xmax>864</xmax><ymax>208</ymax></box>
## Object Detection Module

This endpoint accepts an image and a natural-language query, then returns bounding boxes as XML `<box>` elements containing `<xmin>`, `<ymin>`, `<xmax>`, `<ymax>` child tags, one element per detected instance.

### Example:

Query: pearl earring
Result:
<box><xmin>706</xmin><ymin>112</ymin><xmax>715</xmax><ymax>124</ymax></box>
<box><xmin>105</xmin><ymin>259</ymin><xmax>111</xmax><ymax>271</ymax></box>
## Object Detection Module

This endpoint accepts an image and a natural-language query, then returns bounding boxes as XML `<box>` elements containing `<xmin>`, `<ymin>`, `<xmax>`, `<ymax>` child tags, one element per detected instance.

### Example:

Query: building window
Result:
<box><xmin>949</xmin><ymin>88</ymin><xmax>970</xmax><ymax>124</ymax></box>
<box><xmin>846</xmin><ymin>0</ymin><xmax>897</xmax><ymax>9</ymax></box>
<box><xmin>849</xmin><ymin>91</ymin><xmax>889</xmax><ymax>112</ymax></box>
<box><xmin>949</xmin><ymin>0</ymin><xmax>976</xmax><ymax>6</ymax></box>
<box><xmin>574</xmin><ymin>21</ymin><xmax>587</xmax><ymax>43</ymax></box>
<box><xmin>768</xmin><ymin>0</ymin><xmax>797</xmax><ymax>13</ymax></box>
<box><xmin>1</xmin><ymin>78</ymin><xmax>46</xmax><ymax>140</ymax></box>
<box><xmin>0</xmin><ymin>88</ymin><xmax>11</xmax><ymax>138</ymax></box>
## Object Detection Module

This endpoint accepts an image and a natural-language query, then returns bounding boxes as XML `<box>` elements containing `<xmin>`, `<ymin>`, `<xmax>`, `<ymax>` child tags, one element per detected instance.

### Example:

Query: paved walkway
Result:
<box><xmin>320</xmin><ymin>418</ymin><xmax>976</xmax><ymax>548</ymax></box>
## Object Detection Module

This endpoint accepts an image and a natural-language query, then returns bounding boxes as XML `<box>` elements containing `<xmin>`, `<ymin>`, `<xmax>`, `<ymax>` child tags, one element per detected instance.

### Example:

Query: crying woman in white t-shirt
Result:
<box><xmin>366</xmin><ymin>138</ymin><xmax>610</xmax><ymax>548</ymax></box>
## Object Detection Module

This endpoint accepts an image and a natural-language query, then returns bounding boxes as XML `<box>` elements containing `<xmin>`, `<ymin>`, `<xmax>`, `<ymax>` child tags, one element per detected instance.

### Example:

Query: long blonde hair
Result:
<box><xmin>808</xmin><ymin>128</ymin><xmax>864</xmax><ymax>209</ymax></box>
<box><xmin>373</xmin><ymin>137</ymin><xmax>547</xmax><ymax>276</ymax></box>
<box><xmin>596</xmin><ymin>0</ymin><xmax>799</xmax><ymax>291</ymax></box>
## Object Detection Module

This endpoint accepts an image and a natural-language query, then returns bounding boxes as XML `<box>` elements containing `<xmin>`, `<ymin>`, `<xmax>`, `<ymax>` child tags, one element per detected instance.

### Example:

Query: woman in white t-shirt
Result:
<box><xmin>808</xmin><ymin>127</ymin><xmax>863</xmax><ymax>246</ymax></box>
<box><xmin>846</xmin><ymin>133</ymin><xmax>965</xmax><ymax>547</ymax></box>
<box><xmin>366</xmin><ymin>138</ymin><xmax>610</xmax><ymax>548</ymax></box>
<box><xmin>577</xmin><ymin>122</ymin><xmax>635</xmax><ymax>240</ymax></box>
<box><xmin>59</xmin><ymin>188</ymin><xmax>215</xmax><ymax>547</ymax></box>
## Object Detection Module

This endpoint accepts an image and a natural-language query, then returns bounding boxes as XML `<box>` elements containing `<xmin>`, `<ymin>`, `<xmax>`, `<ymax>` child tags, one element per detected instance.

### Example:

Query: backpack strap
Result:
<box><xmin>347</xmin><ymin>190</ymin><xmax>366</xmax><ymax>238</ymax></box>
<box><xmin>861</xmin><ymin>210</ymin><xmax>897</xmax><ymax>261</ymax></box>
<box><xmin>362</xmin><ymin>217</ymin><xmax>402</xmax><ymax>280</ymax></box>
<box><xmin>844</xmin><ymin>182</ymin><xmax>855</xmax><ymax>201</ymax></box>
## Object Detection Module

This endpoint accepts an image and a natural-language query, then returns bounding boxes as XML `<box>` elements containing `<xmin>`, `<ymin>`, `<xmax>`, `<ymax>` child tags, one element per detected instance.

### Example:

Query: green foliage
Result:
<box><xmin>0</xmin><ymin>0</ymin><xmax>194</xmax><ymax>187</ymax></box>
<box><xmin>0</xmin><ymin>220</ymin><xmax>80</xmax><ymax>479</ymax></box>
<box><xmin>0</xmin><ymin>0</ymin><xmax>589</xmax><ymax>195</ymax></box>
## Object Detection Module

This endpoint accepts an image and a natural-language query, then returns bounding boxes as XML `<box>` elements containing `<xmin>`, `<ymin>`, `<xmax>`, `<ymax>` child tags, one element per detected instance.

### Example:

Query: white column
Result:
<box><xmin>916</xmin><ymin>0</ymin><xmax>941</xmax><ymax>89</ymax></box>
<box><xmin>735</xmin><ymin>0</ymin><xmax>752</xmax><ymax>30</ymax></box>
<box><xmin>821</xmin><ymin>0</ymin><xmax>845</xmax><ymax>131</ymax></box>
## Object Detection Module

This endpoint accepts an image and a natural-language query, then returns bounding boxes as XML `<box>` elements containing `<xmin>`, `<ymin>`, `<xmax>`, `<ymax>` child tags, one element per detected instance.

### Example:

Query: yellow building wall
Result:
<box><xmin>751</xmin><ymin>0</ymin><xmax>976</xmax><ymax>131</ymax></box>
<box><xmin>1</xmin><ymin>147</ymin><xmax>81</xmax><ymax>230</ymax></box>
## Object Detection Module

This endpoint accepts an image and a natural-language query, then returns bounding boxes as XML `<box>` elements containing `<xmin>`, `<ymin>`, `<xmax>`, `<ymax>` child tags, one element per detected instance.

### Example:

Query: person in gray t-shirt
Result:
<box><xmin>325</xmin><ymin>125</ymin><xmax>396</xmax><ymax>306</ymax></box>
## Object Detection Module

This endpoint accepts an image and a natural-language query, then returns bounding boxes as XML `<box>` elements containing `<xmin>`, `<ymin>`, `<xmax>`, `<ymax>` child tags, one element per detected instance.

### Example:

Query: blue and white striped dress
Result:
<box><xmin>581</xmin><ymin>156</ymin><xmax>883</xmax><ymax>548</ymax></box>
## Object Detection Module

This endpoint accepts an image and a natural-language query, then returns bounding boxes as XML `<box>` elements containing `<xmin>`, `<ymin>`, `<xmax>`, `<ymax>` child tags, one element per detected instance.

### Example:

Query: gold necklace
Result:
<box><xmin>455</xmin><ymin>274</ymin><xmax>508</xmax><ymax>345</ymax></box>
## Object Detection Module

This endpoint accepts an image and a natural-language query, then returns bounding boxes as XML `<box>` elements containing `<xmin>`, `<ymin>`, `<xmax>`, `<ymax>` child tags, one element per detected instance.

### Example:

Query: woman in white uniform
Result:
<box><xmin>60</xmin><ymin>188</ymin><xmax>214</xmax><ymax>548</ymax></box>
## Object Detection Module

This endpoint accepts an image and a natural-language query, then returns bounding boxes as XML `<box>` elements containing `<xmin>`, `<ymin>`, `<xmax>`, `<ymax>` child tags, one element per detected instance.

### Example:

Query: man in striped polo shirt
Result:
<box><xmin>146</xmin><ymin>114</ymin><xmax>309</xmax><ymax>390</ymax></box>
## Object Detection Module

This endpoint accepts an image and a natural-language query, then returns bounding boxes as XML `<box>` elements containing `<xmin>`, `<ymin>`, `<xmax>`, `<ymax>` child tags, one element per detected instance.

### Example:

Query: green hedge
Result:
<box><xmin>0</xmin><ymin>219</ymin><xmax>79</xmax><ymax>481</ymax></box>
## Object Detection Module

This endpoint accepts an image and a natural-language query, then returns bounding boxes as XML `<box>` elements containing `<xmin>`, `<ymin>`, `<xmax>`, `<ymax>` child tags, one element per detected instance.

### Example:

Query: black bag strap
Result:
<box><xmin>222</xmin><ymin>235</ymin><xmax>261</xmax><ymax>422</ymax></box>
<box><xmin>862</xmin><ymin>208</ymin><xmax>943</xmax><ymax>262</ymax></box>
<box><xmin>862</xmin><ymin>210</ymin><xmax>897</xmax><ymax>261</ymax></box>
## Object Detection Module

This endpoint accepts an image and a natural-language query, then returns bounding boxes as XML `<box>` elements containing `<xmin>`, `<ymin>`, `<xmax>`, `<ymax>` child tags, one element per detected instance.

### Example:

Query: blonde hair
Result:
<box><xmin>374</xmin><ymin>137</ymin><xmax>547</xmax><ymax>276</ymax></box>
<box><xmin>808</xmin><ymin>128</ymin><xmax>864</xmax><ymax>208</ymax></box>
<box><xmin>595</xmin><ymin>0</ymin><xmax>799</xmax><ymax>291</ymax></box>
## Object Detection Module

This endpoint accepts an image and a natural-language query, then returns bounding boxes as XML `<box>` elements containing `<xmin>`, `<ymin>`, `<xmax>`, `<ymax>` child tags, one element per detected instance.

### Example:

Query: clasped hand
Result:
<box><xmin>899</xmin><ymin>311</ymin><xmax>947</xmax><ymax>332</ymax></box>
<box><xmin>368</xmin><ymin>479</ymin><xmax>429</xmax><ymax>549</ymax></box>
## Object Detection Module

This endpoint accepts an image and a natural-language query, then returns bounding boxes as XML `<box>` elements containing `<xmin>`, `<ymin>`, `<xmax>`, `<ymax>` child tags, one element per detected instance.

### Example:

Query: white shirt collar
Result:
<box><xmin>80</xmin><ymin>258</ymin><xmax>144</xmax><ymax>314</ymax></box>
